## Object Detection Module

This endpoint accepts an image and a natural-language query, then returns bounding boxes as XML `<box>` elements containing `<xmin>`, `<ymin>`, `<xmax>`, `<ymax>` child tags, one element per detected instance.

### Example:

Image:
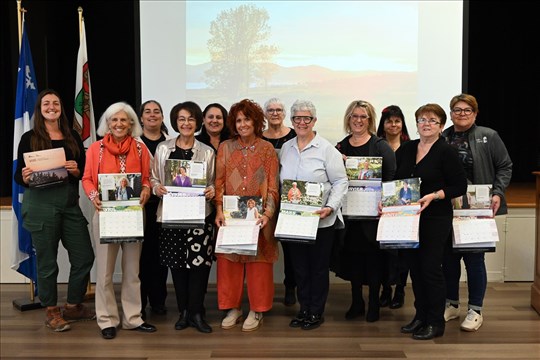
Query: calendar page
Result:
<box><xmin>275</xmin><ymin>180</ymin><xmax>323</xmax><ymax>243</ymax></box>
<box><xmin>274</xmin><ymin>209</ymin><xmax>320</xmax><ymax>243</ymax></box>
<box><xmin>161</xmin><ymin>187</ymin><xmax>206</xmax><ymax>228</ymax></box>
<box><xmin>376</xmin><ymin>210</ymin><xmax>420</xmax><ymax>242</ymax></box>
<box><xmin>453</xmin><ymin>217</ymin><xmax>499</xmax><ymax>244</ymax></box>
<box><xmin>342</xmin><ymin>180</ymin><xmax>381</xmax><ymax>218</ymax></box>
<box><xmin>98</xmin><ymin>173</ymin><xmax>144</xmax><ymax>242</ymax></box>
<box><xmin>99</xmin><ymin>204</ymin><xmax>144</xmax><ymax>243</ymax></box>
<box><xmin>215</xmin><ymin>235</ymin><xmax>258</xmax><ymax>256</ymax></box>
<box><xmin>377</xmin><ymin>177</ymin><xmax>421</xmax><ymax>249</ymax></box>
<box><xmin>216</xmin><ymin>223</ymin><xmax>259</xmax><ymax>246</ymax></box>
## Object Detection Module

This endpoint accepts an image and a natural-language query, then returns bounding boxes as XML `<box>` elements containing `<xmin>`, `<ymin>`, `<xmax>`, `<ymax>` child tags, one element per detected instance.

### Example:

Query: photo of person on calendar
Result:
<box><xmin>358</xmin><ymin>161</ymin><xmax>374</xmax><ymax>180</ymax></box>
<box><xmin>116</xmin><ymin>177</ymin><xmax>136</xmax><ymax>200</ymax></box>
<box><xmin>245</xmin><ymin>198</ymin><xmax>261</xmax><ymax>220</ymax></box>
<box><xmin>287</xmin><ymin>182</ymin><xmax>302</xmax><ymax>203</ymax></box>
<box><xmin>172</xmin><ymin>166</ymin><xmax>192</xmax><ymax>187</ymax></box>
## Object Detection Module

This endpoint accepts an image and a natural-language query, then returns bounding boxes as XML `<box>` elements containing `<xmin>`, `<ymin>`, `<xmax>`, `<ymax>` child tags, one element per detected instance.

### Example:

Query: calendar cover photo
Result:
<box><xmin>97</xmin><ymin>173</ymin><xmax>143</xmax><ymax>243</ymax></box>
<box><xmin>163</xmin><ymin>159</ymin><xmax>207</xmax><ymax>188</ymax></box>
<box><xmin>345</xmin><ymin>156</ymin><xmax>383</xmax><ymax>181</ymax></box>
<box><xmin>275</xmin><ymin>179</ymin><xmax>323</xmax><ymax>243</ymax></box>
<box><xmin>342</xmin><ymin>156</ymin><xmax>383</xmax><ymax>219</ymax></box>
<box><xmin>23</xmin><ymin>148</ymin><xmax>68</xmax><ymax>188</ymax></box>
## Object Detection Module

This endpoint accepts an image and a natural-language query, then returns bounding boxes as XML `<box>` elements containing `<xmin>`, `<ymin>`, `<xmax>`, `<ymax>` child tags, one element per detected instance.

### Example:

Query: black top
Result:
<box><xmin>14</xmin><ymin>129</ymin><xmax>85</xmax><ymax>187</ymax></box>
<box><xmin>394</xmin><ymin>137</ymin><xmax>467</xmax><ymax>217</ymax></box>
<box><xmin>263</xmin><ymin>128</ymin><xmax>297</xmax><ymax>150</ymax></box>
<box><xmin>140</xmin><ymin>133</ymin><xmax>166</xmax><ymax>156</ymax></box>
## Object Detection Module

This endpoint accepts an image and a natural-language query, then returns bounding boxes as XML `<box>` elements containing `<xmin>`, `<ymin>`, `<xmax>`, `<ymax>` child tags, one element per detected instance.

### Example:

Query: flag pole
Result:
<box><xmin>78</xmin><ymin>6</ymin><xmax>83</xmax><ymax>42</ymax></box>
<box><xmin>17</xmin><ymin>0</ymin><xmax>22</xmax><ymax>50</ymax></box>
<box><xmin>13</xmin><ymin>2</ymin><xmax>41</xmax><ymax>311</ymax></box>
<box><xmin>78</xmin><ymin>6</ymin><xmax>95</xmax><ymax>301</ymax></box>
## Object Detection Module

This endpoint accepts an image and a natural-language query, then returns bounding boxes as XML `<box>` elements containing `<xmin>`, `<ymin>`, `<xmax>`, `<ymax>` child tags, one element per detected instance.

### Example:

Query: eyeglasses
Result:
<box><xmin>452</xmin><ymin>107</ymin><xmax>474</xmax><ymax>115</ymax></box>
<box><xmin>416</xmin><ymin>118</ymin><xmax>441</xmax><ymax>125</ymax></box>
<box><xmin>177</xmin><ymin>117</ymin><xmax>196</xmax><ymax>124</ymax></box>
<box><xmin>292</xmin><ymin>116</ymin><xmax>314</xmax><ymax>124</ymax></box>
<box><xmin>351</xmin><ymin>114</ymin><xmax>369</xmax><ymax>121</ymax></box>
<box><xmin>267</xmin><ymin>108</ymin><xmax>283</xmax><ymax>114</ymax></box>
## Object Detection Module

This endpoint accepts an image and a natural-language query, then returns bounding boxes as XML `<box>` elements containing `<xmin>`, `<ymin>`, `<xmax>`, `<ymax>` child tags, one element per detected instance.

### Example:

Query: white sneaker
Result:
<box><xmin>460</xmin><ymin>309</ymin><xmax>483</xmax><ymax>331</ymax></box>
<box><xmin>221</xmin><ymin>308</ymin><xmax>243</xmax><ymax>330</ymax></box>
<box><xmin>241</xmin><ymin>311</ymin><xmax>263</xmax><ymax>332</ymax></box>
<box><xmin>444</xmin><ymin>304</ymin><xmax>460</xmax><ymax>322</ymax></box>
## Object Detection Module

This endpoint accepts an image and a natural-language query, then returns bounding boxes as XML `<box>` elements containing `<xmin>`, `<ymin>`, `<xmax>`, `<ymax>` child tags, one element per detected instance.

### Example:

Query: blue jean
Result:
<box><xmin>443</xmin><ymin>251</ymin><xmax>487</xmax><ymax>311</ymax></box>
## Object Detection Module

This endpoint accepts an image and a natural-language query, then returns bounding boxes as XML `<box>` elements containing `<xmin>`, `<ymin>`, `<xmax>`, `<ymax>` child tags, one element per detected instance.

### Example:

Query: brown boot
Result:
<box><xmin>63</xmin><ymin>303</ymin><xmax>96</xmax><ymax>322</ymax></box>
<box><xmin>45</xmin><ymin>306</ymin><xmax>71</xmax><ymax>332</ymax></box>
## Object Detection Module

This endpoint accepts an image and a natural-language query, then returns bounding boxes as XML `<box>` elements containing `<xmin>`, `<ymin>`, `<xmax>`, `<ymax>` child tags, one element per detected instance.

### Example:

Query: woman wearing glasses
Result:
<box><xmin>262</xmin><ymin>97</ymin><xmax>297</xmax><ymax>306</ymax></box>
<box><xmin>279</xmin><ymin>100</ymin><xmax>348</xmax><ymax>330</ymax></box>
<box><xmin>333</xmin><ymin>100</ymin><xmax>396</xmax><ymax>323</ymax></box>
<box><xmin>376</xmin><ymin>105</ymin><xmax>411</xmax><ymax>310</ymax></box>
<box><xmin>151</xmin><ymin>101</ymin><xmax>216</xmax><ymax>333</ymax></box>
<box><xmin>442</xmin><ymin>94</ymin><xmax>512</xmax><ymax>332</ymax></box>
<box><xmin>395</xmin><ymin>103</ymin><xmax>467</xmax><ymax>340</ymax></box>
<box><xmin>214</xmin><ymin>99</ymin><xmax>279</xmax><ymax>332</ymax></box>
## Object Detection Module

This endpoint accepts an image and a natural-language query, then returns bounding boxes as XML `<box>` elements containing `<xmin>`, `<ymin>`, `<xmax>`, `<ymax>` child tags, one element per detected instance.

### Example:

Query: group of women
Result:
<box><xmin>15</xmin><ymin>89</ymin><xmax>511</xmax><ymax>341</ymax></box>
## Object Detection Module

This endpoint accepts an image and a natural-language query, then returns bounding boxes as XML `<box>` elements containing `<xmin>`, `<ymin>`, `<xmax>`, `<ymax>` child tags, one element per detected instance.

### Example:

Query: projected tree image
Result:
<box><xmin>205</xmin><ymin>4</ymin><xmax>278</xmax><ymax>96</ymax></box>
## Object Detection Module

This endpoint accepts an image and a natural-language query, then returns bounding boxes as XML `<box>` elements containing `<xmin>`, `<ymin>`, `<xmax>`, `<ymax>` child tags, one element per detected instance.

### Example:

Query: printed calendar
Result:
<box><xmin>98</xmin><ymin>173</ymin><xmax>144</xmax><ymax>243</ymax></box>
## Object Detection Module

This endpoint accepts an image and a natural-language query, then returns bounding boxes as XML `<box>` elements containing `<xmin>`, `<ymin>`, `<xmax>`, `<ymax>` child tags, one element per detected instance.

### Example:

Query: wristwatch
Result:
<box><xmin>432</xmin><ymin>191</ymin><xmax>440</xmax><ymax>201</ymax></box>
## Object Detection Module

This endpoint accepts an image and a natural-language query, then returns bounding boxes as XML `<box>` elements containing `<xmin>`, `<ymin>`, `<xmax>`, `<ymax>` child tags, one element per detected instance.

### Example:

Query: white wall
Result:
<box><xmin>1</xmin><ymin>207</ymin><xmax>535</xmax><ymax>285</ymax></box>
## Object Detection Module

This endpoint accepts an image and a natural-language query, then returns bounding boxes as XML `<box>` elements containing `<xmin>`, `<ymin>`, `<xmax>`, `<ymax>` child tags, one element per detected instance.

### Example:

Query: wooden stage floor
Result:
<box><xmin>1</xmin><ymin>282</ymin><xmax>539</xmax><ymax>359</ymax></box>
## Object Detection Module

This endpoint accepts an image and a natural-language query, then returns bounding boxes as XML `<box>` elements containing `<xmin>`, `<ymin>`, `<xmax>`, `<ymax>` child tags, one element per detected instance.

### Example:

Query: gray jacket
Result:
<box><xmin>443</xmin><ymin>124</ymin><xmax>512</xmax><ymax>215</ymax></box>
<box><xmin>150</xmin><ymin>137</ymin><xmax>216</xmax><ymax>222</ymax></box>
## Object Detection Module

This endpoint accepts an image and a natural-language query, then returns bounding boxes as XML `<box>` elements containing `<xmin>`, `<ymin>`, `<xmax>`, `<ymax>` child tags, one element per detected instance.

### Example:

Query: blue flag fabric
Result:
<box><xmin>12</xmin><ymin>20</ymin><xmax>39</xmax><ymax>294</ymax></box>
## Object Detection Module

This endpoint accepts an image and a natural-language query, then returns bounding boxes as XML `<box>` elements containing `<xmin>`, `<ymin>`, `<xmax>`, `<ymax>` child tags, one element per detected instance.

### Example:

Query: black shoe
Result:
<box><xmin>188</xmin><ymin>313</ymin><xmax>212</xmax><ymax>333</ymax></box>
<box><xmin>412</xmin><ymin>325</ymin><xmax>444</xmax><ymax>340</ymax></box>
<box><xmin>101</xmin><ymin>326</ymin><xmax>116</xmax><ymax>339</ymax></box>
<box><xmin>284</xmin><ymin>287</ymin><xmax>296</xmax><ymax>306</ymax></box>
<box><xmin>151</xmin><ymin>305</ymin><xmax>167</xmax><ymax>315</ymax></box>
<box><xmin>389</xmin><ymin>292</ymin><xmax>404</xmax><ymax>309</ymax></box>
<box><xmin>175</xmin><ymin>310</ymin><xmax>189</xmax><ymax>330</ymax></box>
<box><xmin>366</xmin><ymin>303</ymin><xmax>380</xmax><ymax>323</ymax></box>
<box><xmin>132</xmin><ymin>322</ymin><xmax>156</xmax><ymax>333</ymax></box>
<box><xmin>400</xmin><ymin>319</ymin><xmax>424</xmax><ymax>334</ymax></box>
<box><xmin>289</xmin><ymin>310</ymin><xmax>309</xmax><ymax>328</ymax></box>
<box><xmin>379</xmin><ymin>287</ymin><xmax>392</xmax><ymax>308</ymax></box>
<box><xmin>345</xmin><ymin>299</ymin><xmax>365</xmax><ymax>320</ymax></box>
<box><xmin>301</xmin><ymin>314</ymin><xmax>324</xmax><ymax>330</ymax></box>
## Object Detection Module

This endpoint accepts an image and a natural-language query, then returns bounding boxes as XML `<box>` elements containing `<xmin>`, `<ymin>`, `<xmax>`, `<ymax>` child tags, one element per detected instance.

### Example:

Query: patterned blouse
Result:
<box><xmin>215</xmin><ymin>137</ymin><xmax>280</xmax><ymax>263</ymax></box>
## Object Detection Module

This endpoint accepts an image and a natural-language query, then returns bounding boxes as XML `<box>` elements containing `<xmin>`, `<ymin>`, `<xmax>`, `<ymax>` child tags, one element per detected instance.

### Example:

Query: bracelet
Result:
<box><xmin>432</xmin><ymin>191</ymin><xmax>440</xmax><ymax>201</ymax></box>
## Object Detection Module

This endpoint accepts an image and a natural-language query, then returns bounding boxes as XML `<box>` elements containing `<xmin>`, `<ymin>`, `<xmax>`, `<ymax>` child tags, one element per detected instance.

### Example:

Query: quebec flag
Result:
<box><xmin>12</xmin><ymin>19</ymin><xmax>39</xmax><ymax>294</ymax></box>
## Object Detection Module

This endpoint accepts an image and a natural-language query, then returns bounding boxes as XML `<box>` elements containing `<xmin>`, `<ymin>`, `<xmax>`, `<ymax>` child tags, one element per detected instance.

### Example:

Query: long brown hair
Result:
<box><xmin>31</xmin><ymin>89</ymin><xmax>80</xmax><ymax>157</ymax></box>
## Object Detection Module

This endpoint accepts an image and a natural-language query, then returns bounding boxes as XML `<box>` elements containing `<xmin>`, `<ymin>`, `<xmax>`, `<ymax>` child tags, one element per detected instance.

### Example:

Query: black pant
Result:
<box><xmin>289</xmin><ymin>226</ymin><xmax>335</xmax><ymax>315</ymax></box>
<box><xmin>170</xmin><ymin>266</ymin><xmax>211</xmax><ymax>314</ymax></box>
<box><xmin>139</xmin><ymin>197</ymin><xmax>169</xmax><ymax>310</ymax></box>
<box><xmin>403</xmin><ymin>216</ymin><xmax>451</xmax><ymax>327</ymax></box>
<box><xmin>280</xmin><ymin>241</ymin><xmax>296</xmax><ymax>289</ymax></box>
